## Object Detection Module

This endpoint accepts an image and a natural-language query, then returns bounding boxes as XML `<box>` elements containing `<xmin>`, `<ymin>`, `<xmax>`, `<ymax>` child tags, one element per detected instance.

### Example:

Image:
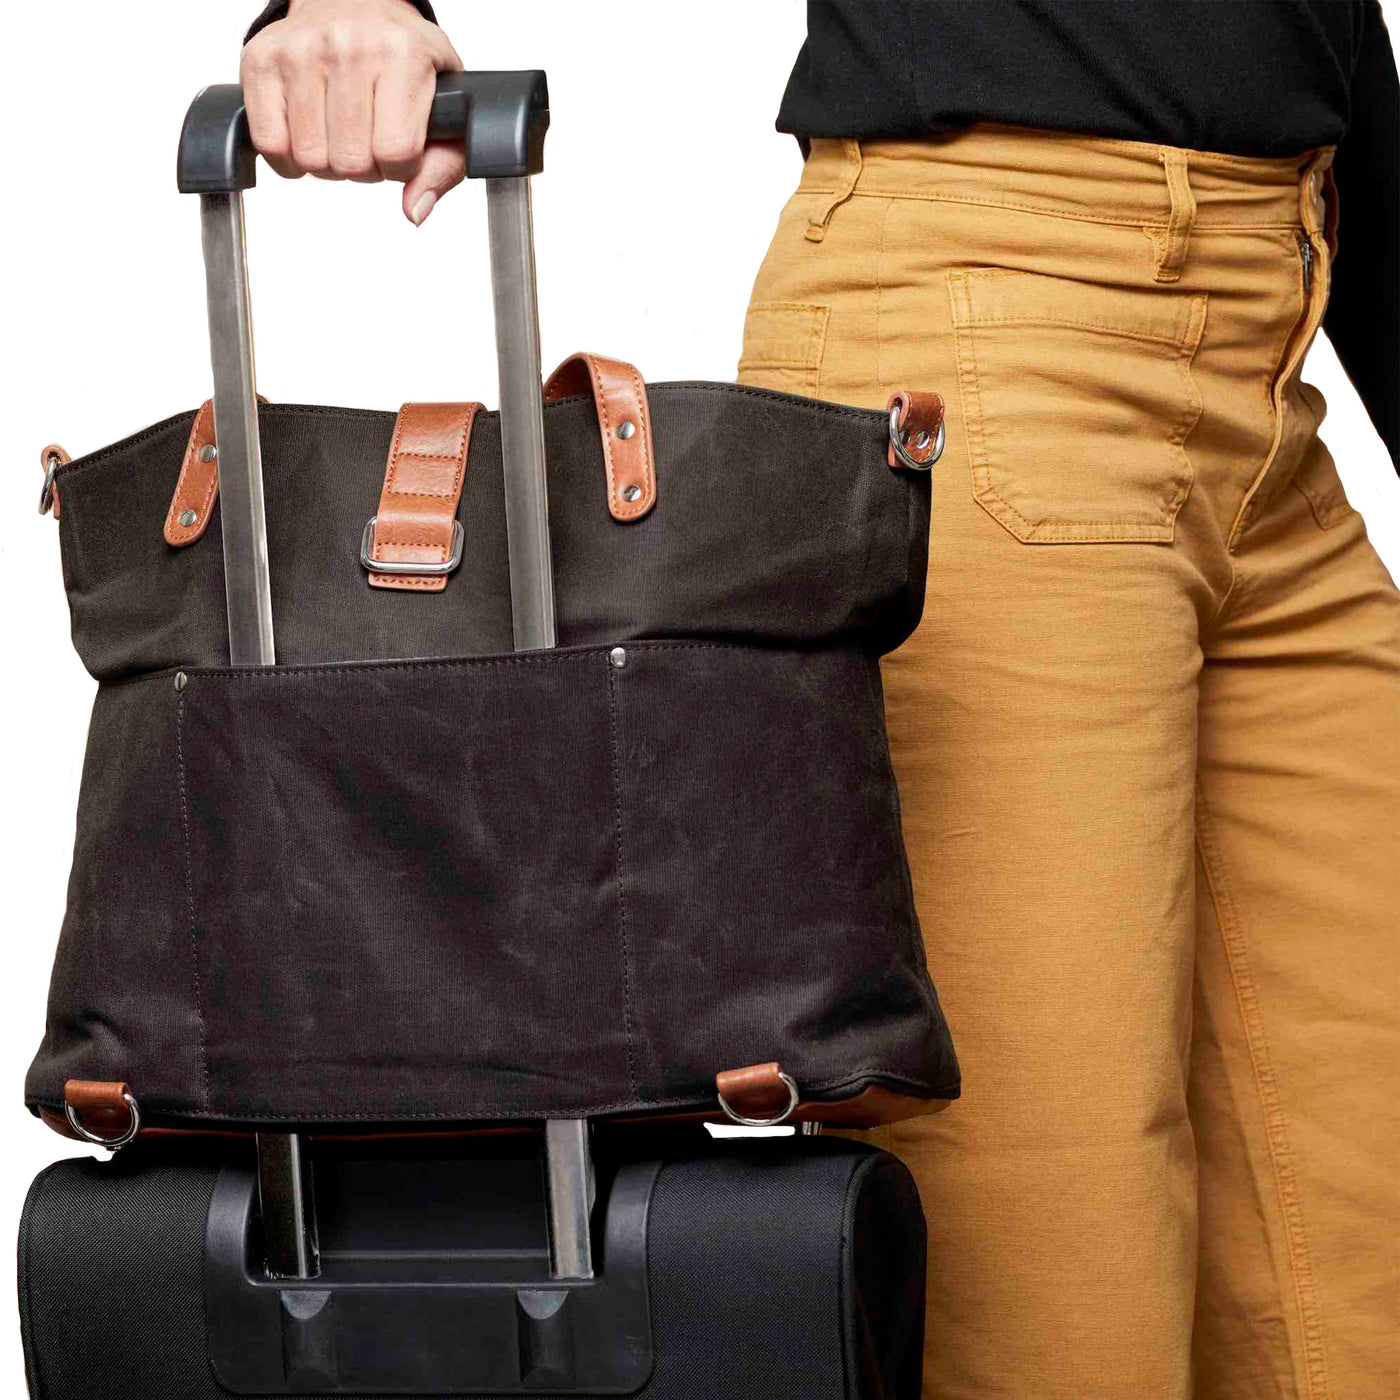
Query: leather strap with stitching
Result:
<box><xmin>544</xmin><ymin>353</ymin><xmax>656</xmax><ymax>521</ymax></box>
<box><xmin>886</xmin><ymin>390</ymin><xmax>945</xmax><ymax>469</ymax></box>
<box><xmin>366</xmin><ymin>401</ymin><xmax>482</xmax><ymax>592</ymax></box>
<box><xmin>716</xmin><ymin>1061</ymin><xmax>794</xmax><ymax>1120</ymax></box>
<box><xmin>63</xmin><ymin>1079</ymin><xmax>135</xmax><ymax>1137</ymax></box>
<box><xmin>39</xmin><ymin>443</ymin><xmax>70</xmax><ymax>519</ymax></box>
<box><xmin>165</xmin><ymin>396</ymin><xmax>270</xmax><ymax>547</ymax></box>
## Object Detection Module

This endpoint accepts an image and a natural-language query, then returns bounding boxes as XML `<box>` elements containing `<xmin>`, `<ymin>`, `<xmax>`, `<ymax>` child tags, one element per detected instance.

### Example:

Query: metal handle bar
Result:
<box><xmin>177</xmin><ymin>70</ymin><xmax>549</xmax><ymax>193</ymax></box>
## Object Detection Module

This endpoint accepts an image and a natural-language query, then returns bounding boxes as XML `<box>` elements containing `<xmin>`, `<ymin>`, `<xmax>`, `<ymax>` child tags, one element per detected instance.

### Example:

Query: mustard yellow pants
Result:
<box><xmin>738</xmin><ymin>129</ymin><xmax>1400</xmax><ymax>1399</ymax></box>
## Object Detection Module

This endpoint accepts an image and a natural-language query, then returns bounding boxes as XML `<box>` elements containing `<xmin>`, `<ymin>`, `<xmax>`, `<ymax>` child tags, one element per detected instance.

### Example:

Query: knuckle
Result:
<box><xmin>294</xmin><ymin>143</ymin><xmax>331</xmax><ymax>176</ymax></box>
<box><xmin>240</xmin><ymin>41</ymin><xmax>278</xmax><ymax>77</ymax></box>
<box><xmin>255</xmin><ymin>130</ymin><xmax>293</xmax><ymax>161</ymax></box>
<box><xmin>329</xmin><ymin>146</ymin><xmax>374</xmax><ymax>179</ymax></box>
<box><xmin>374</xmin><ymin>135</ymin><xmax>422</xmax><ymax>169</ymax></box>
<box><xmin>280</xmin><ymin>30</ymin><xmax>321</xmax><ymax>66</ymax></box>
<box><xmin>319</xmin><ymin>21</ymin><xmax>369</xmax><ymax>64</ymax></box>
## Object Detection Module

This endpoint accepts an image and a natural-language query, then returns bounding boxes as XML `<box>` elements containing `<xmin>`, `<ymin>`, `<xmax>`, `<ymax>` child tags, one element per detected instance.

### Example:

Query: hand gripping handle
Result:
<box><xmin>176</xmin><ymin>70</ymin><xmax>549</xmax><ymax>192</ymax></box>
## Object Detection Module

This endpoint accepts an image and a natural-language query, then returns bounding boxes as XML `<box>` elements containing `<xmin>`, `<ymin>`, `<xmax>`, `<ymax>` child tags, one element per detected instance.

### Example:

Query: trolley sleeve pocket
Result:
<box><xmin>948</xmin><ymin>269</ymin><xmax>1207</xmax><ymax>543</ymax></box>
<box><xmin>737</xmin><ymin>302</ymin><xmax>830</xmax><ymax>397</ymax></box>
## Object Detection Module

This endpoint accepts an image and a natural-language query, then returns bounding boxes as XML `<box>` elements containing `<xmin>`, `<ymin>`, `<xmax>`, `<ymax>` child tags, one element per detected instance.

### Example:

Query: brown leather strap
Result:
<box><xmin>366</xmin><ymin>402</ymin><xmax>482</xmax><ymax>593</ymax></box>
<box><xmin>165</xmin><ymin>399</ymin><xmax>218</xmax><ymax>545</ymax></box>
<box><xmin>63</xmin><ymin>1079</ymin><xmax>135</xmax><ymax>1137</ymax></box>
<box><xmin>39</xmin><ymin>443</ymin><xmax>70</xmax><ymax>519</ymax></box>
<box><xmin>164</xmin><ymin>396</ymin><xmax>270</xmax><ymax>547</ymax></box>
<box><xmin>886</xmin><ymin>390</ymin><xmax>946</xmax><ymax>469</ymax></box>
<box><xmin>716</xmin><ymin>1061</ymin><xmax>795</xmax><ymax>1121</ymax></box>
<box><xmin>544</xmin><ymin>353</ymin><xmax>657</xmax><ymax>521</ymax></box>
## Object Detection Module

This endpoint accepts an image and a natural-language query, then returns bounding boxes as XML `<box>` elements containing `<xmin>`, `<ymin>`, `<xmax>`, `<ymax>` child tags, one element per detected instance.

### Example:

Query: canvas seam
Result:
<box><xmin>875</xmin><ymin>199</ymin><xmax>894</xmax><ymax>399</ymax></box>
<box><xmin>52</xmin><ymin>386</ymin><xmax>893</xmax><ymax>482</ymax></box>
<box><xmin>176</xmin><ymin>692</ymin><xmax>212</xmax><ymax>1111</ymax></box>
<box><xmin>607</xmin><ymin>658</ymin><xmax>642</xmax><ymax>1101</ymax></box>
<box><xmin>24</xmin><ymin>1071</ymin><xmax>959</xmax><ymax>1123</ymax></box>
<box><xmin>1195</xmin><ymin>779</ymin><xmax>1330</xmax><ymax>1400</ymax></box>
<box><xmin>114</xmin><ymin>641</ymin><xmax>802</xmax><ymax>687</ymax></box>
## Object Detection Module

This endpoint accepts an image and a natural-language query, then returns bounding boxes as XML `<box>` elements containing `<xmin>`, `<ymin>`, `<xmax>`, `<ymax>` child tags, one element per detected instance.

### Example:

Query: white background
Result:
<box><xmin>2</xmin><ymin>2</ymin><xmax>1396</xmax><ymax>1385</ymax></box>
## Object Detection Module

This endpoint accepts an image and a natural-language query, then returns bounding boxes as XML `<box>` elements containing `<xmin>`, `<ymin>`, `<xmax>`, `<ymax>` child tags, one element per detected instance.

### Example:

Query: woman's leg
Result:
<box><xmin>737</xmin><ymin>131</ymin><xmax>1398</xmax><ymax>1396</ymax></box>
<box><xmin>1190</xmin><ymin>418</ymin><xmax>1400</xmax><ymax>1399</ymax></box>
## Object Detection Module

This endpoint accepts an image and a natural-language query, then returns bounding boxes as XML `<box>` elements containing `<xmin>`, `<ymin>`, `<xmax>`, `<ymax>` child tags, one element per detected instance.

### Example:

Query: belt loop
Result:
<box><xmin>1153</xmin><ymin>149</ymin><xmax>1197</xmax><ymax>283</ymax></box>
<box><xmin>805</xmin><ymin>139</ymin><xmax>863</xmax><ymax>243</ymax></box>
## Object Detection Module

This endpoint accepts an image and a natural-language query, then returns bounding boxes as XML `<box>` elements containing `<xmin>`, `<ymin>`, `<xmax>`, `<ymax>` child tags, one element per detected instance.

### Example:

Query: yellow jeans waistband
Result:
<box><xmin>800</xmin><ymin>125</ymin><xmax>1332</xmax><ymax>235</ymax></box>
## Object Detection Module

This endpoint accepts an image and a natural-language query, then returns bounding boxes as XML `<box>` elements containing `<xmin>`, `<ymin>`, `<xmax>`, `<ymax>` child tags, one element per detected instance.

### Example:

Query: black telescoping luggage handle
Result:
<box><xmin>177</xmin><ymin>70</ymin><xmax>550</xmax><ymax>191</ymax></box>
<box><xmin>176</xmin><ymin>69</ymin><xmax>595</xmax><ymax>1295</ymax></box>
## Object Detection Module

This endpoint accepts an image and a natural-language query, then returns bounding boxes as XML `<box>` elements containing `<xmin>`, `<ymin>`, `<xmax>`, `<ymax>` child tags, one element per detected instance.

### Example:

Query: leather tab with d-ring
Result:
<box><xmin>63</xmin><ymin>1079</ymin><xmax>141</xmax><ymax>1150</ymax></box>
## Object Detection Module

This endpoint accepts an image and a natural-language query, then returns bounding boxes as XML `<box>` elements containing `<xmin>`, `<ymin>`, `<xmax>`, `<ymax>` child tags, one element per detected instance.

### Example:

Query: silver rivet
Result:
<box><xmin>616</xmin><ymin>421</ymin><xmax>636</xmax><ymax>440</ymax></box>
<box><xmin>199</xmin><ymin>444</ymin><xmax>218</xmax><ymax>463</ymax></box>
<box><xmin>914</xmin><ymin>431</ymin><xmax>931</xmax><ymax>450</ymax></box>
<box><xmin>621</xmin><ymin>484</ymin><xmax>642</xmax><ymax>502</ymax></box>
<box><xmin>178</xmin><ymin>509</ymin><xmax>198</xmax><ymax>528</ymax></box>
<box><xmin>609</xmin><ymin>647</ymin><xmax>628</xmax><ymax>669</ymax></box>
<box><xmin>174</xmin><ymin>672</ymin><xmax>188</xmax><ymax>692</ymax></box>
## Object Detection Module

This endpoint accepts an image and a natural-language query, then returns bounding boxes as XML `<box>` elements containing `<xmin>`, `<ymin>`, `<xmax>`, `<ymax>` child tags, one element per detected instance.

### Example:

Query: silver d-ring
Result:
<box><xmin>717</xmin><ymin>1071</ymin><xmax>800</xmax><ymax>1128</ymax></box>
<box><xmin>888</xmin><ymin>406</ymin><xmax>945</xmax><ymax>471</ymax></box>
<box><xmin>38</xmin><ymin>453</ymin><xmax>62</xmax><ymax>515</ymax></box>
<box><xmin>65</xmin><ymin>1090</ymin><xmax>141</xmax><ymax>1150</ymax></box>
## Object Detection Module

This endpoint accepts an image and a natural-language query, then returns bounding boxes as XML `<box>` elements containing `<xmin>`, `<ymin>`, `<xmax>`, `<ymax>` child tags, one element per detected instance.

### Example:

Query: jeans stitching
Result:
<box><xmin>949</xmin><ymin>272</ymin><xmax>1199</xmax><ymax>542</ymax></box>
<box><xmin>797</xmin><ymin>183</ymin><xmax>1297</xmax><ymax>231</ymax></box>
<box><xmin>1195</xmin><ymin>780</ymin><xmax>1331</xmax><ymax>1400</ymax></box>
<box><xmin>875</xmin><ymin>199</ymin><xmax>893</xmax><ymax>399</ymax></box>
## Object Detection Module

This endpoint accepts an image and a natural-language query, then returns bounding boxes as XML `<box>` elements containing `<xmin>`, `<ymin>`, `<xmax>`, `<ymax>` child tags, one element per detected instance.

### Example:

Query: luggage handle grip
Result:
<box><xmin>177</xmin><ymin>70</ymin><xmax>550</xmax><ymax>193</ymax></box>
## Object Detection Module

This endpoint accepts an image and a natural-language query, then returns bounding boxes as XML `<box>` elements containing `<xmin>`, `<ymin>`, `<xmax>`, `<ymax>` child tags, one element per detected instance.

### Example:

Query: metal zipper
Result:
<box><xmin>1297</xmin><ymin>231</ymin><xmax>1314</xmax><ymax>301</ymax></box>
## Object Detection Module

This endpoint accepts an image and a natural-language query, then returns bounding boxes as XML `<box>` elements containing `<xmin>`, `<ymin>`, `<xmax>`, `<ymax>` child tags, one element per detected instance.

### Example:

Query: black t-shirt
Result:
<box><xmin>779</xmin><ymin>1</ymin><xmax>1376</xmax><ymax>155</ymax></box>
<box><xmin>246</xmin><ymin>0</ymin><xmax>1397</xmax><ymax>470</ymax></box>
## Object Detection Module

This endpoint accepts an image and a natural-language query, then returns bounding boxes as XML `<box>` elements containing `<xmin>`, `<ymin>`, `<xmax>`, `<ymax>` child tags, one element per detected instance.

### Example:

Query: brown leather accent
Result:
<box><xmin>544</xmin><ymin>353</ymin><xmax>656</xmax><ymax>521</ymax></box>
<box><xmin>716</xmin><ymin>1061</ymin><xmax>792</xmax><ymax>1120</ymax></box>
<box><xmin>620</xmin><ymin>1085</ymin><xmax>953</xmax><ymax>1130</ymax></box>
<box><xmin>164</xmin><ymin>396</ymin><xmax>270</xmax><ymax>547</ymax></box>
<box><xmin>165</xmin><ymin>399</ymin><xmax>218</xmax><ymax>545</ymax></box>
<box><xmin>886</xmin><ymin>390</ymin><xmax>946</xmax><ymax>469</ymax></box>
<box><xmin>792</xmin><ymin>1086</ymin><xmax>952</xmax><ymax>1128</ymax></box>
<box><xmin>37</xmin><ymin>1082</ymin><xmax>950</xmax><ymax>1146</ymax></box>
<box><xmin>39</xmin><ymin>443</ymin><xmax>70</xmax><ymax>520</ymax></box>
<box><xmin>366</xmin><ymin>402</ymin><xmax>481</xmax><ymax>592</ymax></box>
<box><xmin>63</xmin><ymin>1079</ymin><xmax>135</xmax><ymax>1138</ymax></box>
<box><xmin>38</xmin><ymin>1106</ymin><xmax>81</xmax><ymax>1141</ymax></box>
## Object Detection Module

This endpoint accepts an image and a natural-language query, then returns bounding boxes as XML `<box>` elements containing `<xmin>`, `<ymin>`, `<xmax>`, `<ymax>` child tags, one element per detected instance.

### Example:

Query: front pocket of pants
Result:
<box><xmin>737</xmin><ymin>301</ymin><xmax>830</xmax><ymax>397</ymax></box>
<box><xmin>948</xmin><ymin>269</ymin><xmax>1208</xmax><ymax>543</ymax></box>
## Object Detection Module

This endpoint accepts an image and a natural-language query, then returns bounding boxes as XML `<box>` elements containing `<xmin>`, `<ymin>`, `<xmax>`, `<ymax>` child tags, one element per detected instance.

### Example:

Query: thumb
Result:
<box><xmin>404</xmin><ymin>141</ymin><xmax>466</xmax><ymax>226</ymax></box>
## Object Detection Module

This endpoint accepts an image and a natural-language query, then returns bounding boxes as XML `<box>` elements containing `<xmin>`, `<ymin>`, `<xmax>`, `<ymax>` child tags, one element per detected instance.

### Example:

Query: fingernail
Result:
<box><xmin>410</xmin><ymin>190</ymin><xmax>437</xmax><ymax>226</ymax></box>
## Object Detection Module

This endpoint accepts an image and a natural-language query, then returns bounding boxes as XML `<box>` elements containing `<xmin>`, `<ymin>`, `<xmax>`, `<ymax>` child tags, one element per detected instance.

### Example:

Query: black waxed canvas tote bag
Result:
<box><xmin>27</xmin><ymin>72</ymin><xmax>958</xmax><ymax>1144</ymax></box>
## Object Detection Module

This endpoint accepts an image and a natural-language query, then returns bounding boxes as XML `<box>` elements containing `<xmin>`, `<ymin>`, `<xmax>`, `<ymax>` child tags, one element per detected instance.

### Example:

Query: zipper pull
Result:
<box><xmin>1297</xmin><ymin>231</ymin><xmax>1314</xmax><ymax>300</ymax></box>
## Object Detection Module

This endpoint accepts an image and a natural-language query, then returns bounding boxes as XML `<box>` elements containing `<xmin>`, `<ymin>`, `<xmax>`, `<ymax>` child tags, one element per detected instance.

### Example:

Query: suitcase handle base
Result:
<box><xmin>206</xmin><ymin>1144</ymin><xmax>656</xmax><ymax>1395</ymax></box>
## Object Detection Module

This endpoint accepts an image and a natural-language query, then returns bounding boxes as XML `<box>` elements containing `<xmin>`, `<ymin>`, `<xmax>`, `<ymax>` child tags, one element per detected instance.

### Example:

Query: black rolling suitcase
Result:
<box><xmin>20</xmin><ymin>69</ymin><xmax>952</xmax><ymax>1397</ymax></box>
<box><xmin>19</xmin><ymin>1133</ymin><xmax>926</xmax><ymax>1398</ymax></box>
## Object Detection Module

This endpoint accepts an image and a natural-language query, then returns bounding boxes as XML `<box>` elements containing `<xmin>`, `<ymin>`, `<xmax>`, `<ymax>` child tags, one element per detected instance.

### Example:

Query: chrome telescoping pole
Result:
<box><xmin>485</xmin><ymin>177</ymin><xmax>556</xmax><ymax>652</ymax></box>
<box><xmin>485</xmin><ymin>175</ymin><xmax>593</xmax><ymax>1279</ymax></box>
<box><xmin>198</xmin><ymin>190</ymin><xmax>317</xmax><ymax>1281</ymax></box>
<box><xmin>199</xmin><ymin>192</ymin><xmax>275</xmax><ymax>665</ymax></box>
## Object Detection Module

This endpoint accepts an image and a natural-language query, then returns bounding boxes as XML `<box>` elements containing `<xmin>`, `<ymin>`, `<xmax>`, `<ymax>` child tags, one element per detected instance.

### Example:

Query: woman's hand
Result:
<box><xmin>241</xmin><ymin>0</ymin><xmax>464</xmax><ymax>225</ymax></box>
